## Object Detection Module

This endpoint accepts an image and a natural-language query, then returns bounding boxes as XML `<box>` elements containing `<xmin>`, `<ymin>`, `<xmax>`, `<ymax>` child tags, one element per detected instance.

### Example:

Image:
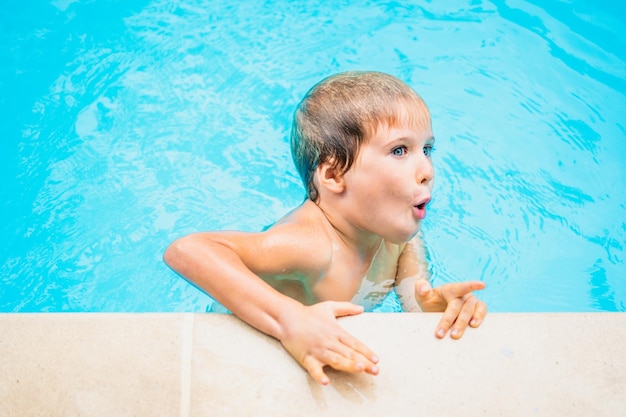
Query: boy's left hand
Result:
<box><xmin>414</xmin><ymin>279</ymin><xmax>487</xmax><ymax>339</ymax></box>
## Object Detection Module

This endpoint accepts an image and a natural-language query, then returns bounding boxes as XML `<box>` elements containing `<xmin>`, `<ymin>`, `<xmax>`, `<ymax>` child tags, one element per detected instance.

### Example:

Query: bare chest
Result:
<box><xmin>313</xmin><ymin>246</ymin><xmax>400</xmax><ymax>310</ymax></box>
<box><xmin>261</xmin><ymin>241</ymin><xmax>401</xmax><ymax>309</ymax></box>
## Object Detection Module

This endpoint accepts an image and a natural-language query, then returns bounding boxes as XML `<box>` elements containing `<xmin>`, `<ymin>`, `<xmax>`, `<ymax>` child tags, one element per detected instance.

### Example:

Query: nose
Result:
<box><xmin>417</xmin><ymin>155</ymin><xmax>434</xmax><ymax>185</ymax></box>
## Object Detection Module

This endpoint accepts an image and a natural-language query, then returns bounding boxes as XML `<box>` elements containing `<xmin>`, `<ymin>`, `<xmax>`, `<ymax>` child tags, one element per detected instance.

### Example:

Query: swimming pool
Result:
<box><xmin>2</xmin><ymin>0</ymin><xmax>625</xmax><ymax>313</ymax></box>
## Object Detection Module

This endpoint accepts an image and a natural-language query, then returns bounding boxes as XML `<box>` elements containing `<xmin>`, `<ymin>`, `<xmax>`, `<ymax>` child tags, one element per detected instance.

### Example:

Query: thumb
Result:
<box><xmin>414</xmin><ymin>278</ymin><xmax>433</xmax><ymax>301</ymax></box>
<box><xmin>329</xmin><ymin>301</ymin><xmax>365</xmax><ymax>318</ymax></box>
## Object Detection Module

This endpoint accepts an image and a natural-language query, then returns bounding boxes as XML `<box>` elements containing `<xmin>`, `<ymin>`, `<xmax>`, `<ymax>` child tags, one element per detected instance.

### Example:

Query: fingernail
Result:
<box><xmin>371</xmin><ymin>355</ymin><xmax>379</xmax><ymax>363</ymax></box>
<box><xmin>420</xmin><ymin>285</ymin><xmax>429</xmax><ymax>294</ymax></box>
<box><xmin>371</xmin><ymin>366</ymin><xmax>379</xmax><ymax>374</ymax></box>
<box><xmin>436</xmin><ymin>328</ymin><xmax>445</xmax><ymax>338</ymax></box>
<box><xmin>451</xmin><ymin>329</ymin><xmax>459</xmax><ymax>338</ymax></box>
<box><xmin>470</xmin><ymin>318</ymin><xmax>477</xmax><ymax>326</ymax></box>
<box><xmin>356</xmin><ymin>362</ymin><xmax>365</xmax><ymax>371</ymax></box>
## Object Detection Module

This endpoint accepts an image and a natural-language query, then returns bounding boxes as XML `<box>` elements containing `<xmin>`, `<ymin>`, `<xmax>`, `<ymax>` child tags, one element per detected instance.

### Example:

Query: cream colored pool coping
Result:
<box><xmin>1</xmin><ymin>313</ymin><xmax>624</xmax><ymax>416</ymax></box>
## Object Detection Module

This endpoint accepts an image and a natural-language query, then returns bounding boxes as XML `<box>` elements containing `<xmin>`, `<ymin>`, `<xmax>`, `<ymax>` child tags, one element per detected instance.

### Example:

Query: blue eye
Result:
<box><xmin>423</xmin><ymin>144</ymin><xmax>434</xmax><ymax>157</ymax></box>
<box><xmin>392</xmin><ymin>146</ymin><xmax>407</xmax><ymax>157</ymax></box>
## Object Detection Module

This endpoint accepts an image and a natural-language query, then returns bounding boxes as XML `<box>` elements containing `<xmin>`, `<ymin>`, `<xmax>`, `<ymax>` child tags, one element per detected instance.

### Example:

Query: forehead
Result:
<box><xmin>392</xmin><ymin>99</ymin><xmax>431</xmax><ymax>128</ymax></box>
<box><xmin>368</xmin><ymin>100</ymin><xmax>432</xmax><ymax>142</ymax></box>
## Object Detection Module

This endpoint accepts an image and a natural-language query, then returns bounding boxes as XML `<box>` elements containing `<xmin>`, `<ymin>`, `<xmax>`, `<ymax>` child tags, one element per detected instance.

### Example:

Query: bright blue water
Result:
<box><xmin>1</xmin><ymin>0</ymin><xmax>625</xmax><ymax>312</ymax></box>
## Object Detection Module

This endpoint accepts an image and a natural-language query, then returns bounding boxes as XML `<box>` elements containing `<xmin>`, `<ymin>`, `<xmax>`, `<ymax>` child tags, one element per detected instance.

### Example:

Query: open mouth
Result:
<box><xmin>413</xmin><ymin>198</ymin><xmax>431</xmax><ymax>220</ymax></box>
<box><xmin>415</xmin><ymin>197</ymin><xmax>431</xmax><ymax>210</ymax></box>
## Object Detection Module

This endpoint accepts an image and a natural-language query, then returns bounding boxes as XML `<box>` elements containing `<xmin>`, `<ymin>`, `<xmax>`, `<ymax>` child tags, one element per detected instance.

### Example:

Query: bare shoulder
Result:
<box><xmin>235</xmin><ymin>200</ymin><xmax>334</xmax><ymax>277</ymax></box>
<box><xmin>166</xmin><ymin>201</ymin><xmax>333</xmax><ymax>280</ymax></box>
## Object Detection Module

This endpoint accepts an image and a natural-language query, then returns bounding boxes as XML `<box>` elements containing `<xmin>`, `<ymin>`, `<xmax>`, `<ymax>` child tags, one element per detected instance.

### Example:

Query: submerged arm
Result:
<box><xmin>394</xmin><ymin>233</ymin><xmax>431</xmax><ymax>312</ymax></box>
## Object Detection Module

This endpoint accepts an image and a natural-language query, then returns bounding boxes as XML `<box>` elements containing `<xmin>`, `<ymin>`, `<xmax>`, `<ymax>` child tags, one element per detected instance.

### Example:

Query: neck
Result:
<box><xmin>313</xmin><ymin>199</ymin><xmax>383</xmax><ymax>261</ymax></box>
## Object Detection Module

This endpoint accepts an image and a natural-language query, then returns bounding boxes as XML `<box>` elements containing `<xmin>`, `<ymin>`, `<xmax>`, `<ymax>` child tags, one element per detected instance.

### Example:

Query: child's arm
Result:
<box><xmin>395</xmin><ymin>234</ymin><xmax>487</xmax><ymax>339</ymax></box>
<box><xmin>164</xmin><ymin>229</ymin><xmax>379</xmax><ymax>385</ymax></box>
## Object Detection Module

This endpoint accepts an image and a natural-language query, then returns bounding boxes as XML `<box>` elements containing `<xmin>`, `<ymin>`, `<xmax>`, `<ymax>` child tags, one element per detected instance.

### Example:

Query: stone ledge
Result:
<box><xmin>1</xmin><ymin>313</ymin><xmax>624</xmax><ymax>416</ymax></box>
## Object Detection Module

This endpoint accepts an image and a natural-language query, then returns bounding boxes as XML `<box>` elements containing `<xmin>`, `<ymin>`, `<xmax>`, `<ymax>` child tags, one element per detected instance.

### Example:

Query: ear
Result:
<box><xmin>316</xmin><ymin>162</ymin><xmax>345</xmax><ymax>195</ymax></box>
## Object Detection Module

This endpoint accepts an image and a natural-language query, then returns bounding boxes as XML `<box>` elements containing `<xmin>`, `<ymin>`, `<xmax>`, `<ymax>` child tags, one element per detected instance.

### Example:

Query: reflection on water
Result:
<box><xmin>1</xmin><ymin>0</ymin><xmax>625</xmax><ymax>312</ymax></box>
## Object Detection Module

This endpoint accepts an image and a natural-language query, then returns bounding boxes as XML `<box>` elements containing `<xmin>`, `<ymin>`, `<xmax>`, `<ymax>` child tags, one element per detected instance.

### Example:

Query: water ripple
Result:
<box><xmin>3</xmin><ymin>0</ymin><xmax>625</xmax><ymax>312</ymax></box>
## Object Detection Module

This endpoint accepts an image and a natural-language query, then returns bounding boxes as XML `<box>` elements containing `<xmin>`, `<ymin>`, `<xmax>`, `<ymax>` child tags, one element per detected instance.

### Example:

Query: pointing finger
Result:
<box><xmin>442</xmin><ymin>281</ymin><xmax>486</xmax><ymax>300</ymax></box>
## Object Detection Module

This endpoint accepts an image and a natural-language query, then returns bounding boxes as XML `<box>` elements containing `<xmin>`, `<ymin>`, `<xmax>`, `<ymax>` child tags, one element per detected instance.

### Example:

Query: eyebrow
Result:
<box><xmin>392</xmin><ymin>135</ymin><xmax>435</xmax><ymax>144</ymax></box>
<box><xmin>381</xmin><ymin>135</ymin><xmax>435</xmax><ymax>152</ymax></box>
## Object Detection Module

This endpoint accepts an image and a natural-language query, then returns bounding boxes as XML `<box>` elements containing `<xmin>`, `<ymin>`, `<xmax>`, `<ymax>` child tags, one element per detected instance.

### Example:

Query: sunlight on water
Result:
<box><xmin>1</xmin><ymin>0</ymin><xmax>625</xmax><ymax>312</ymax></box>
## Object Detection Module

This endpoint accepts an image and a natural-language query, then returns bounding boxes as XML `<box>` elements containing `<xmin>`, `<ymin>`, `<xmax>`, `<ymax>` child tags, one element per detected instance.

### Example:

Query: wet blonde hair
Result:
<box><xmin>290</xmin><ymin>71</ymin><xmax>430</xmax><ymax>201</ymax></box>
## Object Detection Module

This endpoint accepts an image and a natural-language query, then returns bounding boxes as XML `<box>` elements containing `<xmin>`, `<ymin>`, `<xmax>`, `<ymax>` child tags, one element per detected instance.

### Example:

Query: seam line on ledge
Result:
<box><xmin>180</xmin><ymin>314</ymin><xmax>194</xmax><ymax>417</ymax></box>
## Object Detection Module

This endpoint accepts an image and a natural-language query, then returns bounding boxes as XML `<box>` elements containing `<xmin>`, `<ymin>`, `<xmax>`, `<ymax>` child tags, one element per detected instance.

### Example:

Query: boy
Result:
<box><xmin>164</xmin><ymin>71</ymin><xmax>487</xmax><ymax>385</ymax></box>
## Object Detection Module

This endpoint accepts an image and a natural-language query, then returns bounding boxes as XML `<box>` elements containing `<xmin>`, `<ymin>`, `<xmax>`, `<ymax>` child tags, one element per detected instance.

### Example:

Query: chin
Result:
<box><xmin>384</xmin><ymin>229</ymin><xmax>419</xmax><ymax>244</ymax></box>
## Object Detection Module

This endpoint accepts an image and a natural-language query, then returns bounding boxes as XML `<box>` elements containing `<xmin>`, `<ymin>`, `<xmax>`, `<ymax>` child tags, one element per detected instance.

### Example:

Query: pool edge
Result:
<box><xmin>1</xmin><ymin>312</ymin><xmax>624</xmax><ymax>416</ymax></box>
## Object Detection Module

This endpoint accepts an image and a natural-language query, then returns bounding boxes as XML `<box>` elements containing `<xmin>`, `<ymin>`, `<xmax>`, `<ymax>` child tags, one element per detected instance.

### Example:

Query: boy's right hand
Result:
<box><xmin>277</xmin><ymin>301</ymin><xmax>380</xmax><ymax>385</ymax></box>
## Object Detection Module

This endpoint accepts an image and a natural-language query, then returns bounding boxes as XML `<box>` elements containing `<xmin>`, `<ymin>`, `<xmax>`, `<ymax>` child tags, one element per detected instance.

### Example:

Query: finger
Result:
<box><xmin>449</xmin><ymin>297</ymin><xmax>477</xmax><ymax>339</ymax></box>
<box><xmin>470</xmin><ymin>300</ymin><xmax>488</xmax><ymax>328</ymax></box>
<box><xmin>414</xmin><ymin>278</ymin><xmax>433</xmax><ymax>301</ymax></box>
<box><xmin>442</xmin><ymin>281</ymin><xmax>486</xmax><ymax>300</ymax></box>
<box><xmin>338</xmin><ymin>334</ymin><xmax>380</xmax><ymax>368</ymax></box>
<box><xmin>302</xmin><ymin>356</ymin><xmax>330</xmax><ymax>385</ymax></box>
<box><xmin>330</xmin><ymin>301</ymin><xmax>365</xmax><ymax>318</ymax></box>
<box><xmin>435</xmin><ymin>298</ymin><xmax>463</xmax><ymax>339</ymax></box>
<box><xmin>321</xmin><ymin>350</ymin><xmax>376</xmax><ymax>375</ymax></box>
<box><xmin>328</xmin><ymin>302</ymin><xmax>380</xmax><ymax>368</ymax></box>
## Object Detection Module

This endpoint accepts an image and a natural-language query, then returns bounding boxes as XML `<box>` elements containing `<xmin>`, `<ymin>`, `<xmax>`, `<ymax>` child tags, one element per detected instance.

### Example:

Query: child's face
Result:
<box><xmin>341</xmin><ymin>117</ymin><xmax>435</xmax><ymax>243</ymax></box>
